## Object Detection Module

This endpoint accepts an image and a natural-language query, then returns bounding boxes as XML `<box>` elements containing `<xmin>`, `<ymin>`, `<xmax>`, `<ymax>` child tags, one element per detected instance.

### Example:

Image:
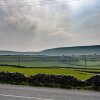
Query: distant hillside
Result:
<box><xmin>0</xmin><ymin>50</ymin><xmax>38</xmax><ymax>55</ymax></box>
<box><xmin>0</xmin><ymin>45</ymin><xmax>100</xmax><ymax>56</ymax></box>
<box><xmin>40</xmin><ymin>45</ymin><xmax>100</xmax><ymax>56</ymax></box>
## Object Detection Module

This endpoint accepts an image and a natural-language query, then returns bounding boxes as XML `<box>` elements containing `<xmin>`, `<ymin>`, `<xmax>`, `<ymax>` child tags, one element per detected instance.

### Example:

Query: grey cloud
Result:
<box><xmin>0</xmin><ymin>0</ymin><xmax>100</xmax><ymax>51</ymax></box>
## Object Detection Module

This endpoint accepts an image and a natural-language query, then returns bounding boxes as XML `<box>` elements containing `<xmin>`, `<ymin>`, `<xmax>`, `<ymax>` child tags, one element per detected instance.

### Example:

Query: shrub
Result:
<box><xmin>0</xmin><ymin>71</ymin><xmax>26</xmax><ymax>84</ymax></box>
<box><xmin>28</xmin><ymin>74</ymin><xmax>86</xmax><ymax>87</ymax></box>
<box><xmin>86</xmin><ymin>75</ymin><xmax>100</xmax><ymax>86</ymax></box>
<box><xmin>0</xmin><ymin>72</ymin><xmax>98</xmax><ymax>89</ymax></box>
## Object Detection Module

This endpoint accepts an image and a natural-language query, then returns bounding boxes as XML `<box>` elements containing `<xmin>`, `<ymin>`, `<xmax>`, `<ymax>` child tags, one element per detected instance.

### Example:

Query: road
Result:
<box><xmin>0</xmin><ymin>84</ymin><xmax>99</xmax><ymax>100</ymax></box>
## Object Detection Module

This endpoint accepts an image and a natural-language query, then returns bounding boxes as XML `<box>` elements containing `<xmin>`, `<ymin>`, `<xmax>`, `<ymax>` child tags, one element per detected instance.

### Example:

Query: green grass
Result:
<box><xmin>0</xmin><ymin>61</ymin><xmax>100</xmax><ymax>69</ymax></box>
<box><xmin>0</xmin><ymin>60</ymin><xmax>100</xmax><ymax>80</ymax></box>
<box><xmin>0</xmin><ymin>66</ymin><xmax>94</xmax><ymax>80</ymax></box>
<box><xmin>0</xmin><ymin>61</ymin><xmax>66</xmax><ymax>67</ymax></box>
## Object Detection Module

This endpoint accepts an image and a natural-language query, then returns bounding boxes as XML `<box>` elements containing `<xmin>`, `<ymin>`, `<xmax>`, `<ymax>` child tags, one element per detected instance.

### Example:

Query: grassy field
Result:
<box><xmin>0</xmin><ymin>59</ymin><xmax>100</xmax><ymax>80</ymax></box>
<box><xmin>0</xmin><ymin>60</ymin><xmax>100</xmax><ymax>69</ymax></box>
<box><xmin>0</xmin><ymin>65</ymin><xmax>95</xmax><ymax>80</ymax></box>
<box><xmin>0</xmin><ymin>61</ymin><xmax>68</xmax><ymax>67</ymax></box>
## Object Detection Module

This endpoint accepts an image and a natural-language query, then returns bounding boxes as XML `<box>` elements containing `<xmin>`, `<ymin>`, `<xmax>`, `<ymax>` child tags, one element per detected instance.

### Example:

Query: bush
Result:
<box><xmin>0</xmin><ymin>71</ymin><xmax>26</xmax><ymax>84</ymax></box>
<box><xmin>86</xmin><ymin>75</ymin><xmax>100</xmax><ymax>86</ymax></box>
<box><xmin>0</xmin><ymin>71</ymin><xmax>99</xmax><ymax>90</ymax></box>
<box><xmin>28</xmin><ymin>74</ymin><xmax>86</xmax><ymax>87</ymax></box>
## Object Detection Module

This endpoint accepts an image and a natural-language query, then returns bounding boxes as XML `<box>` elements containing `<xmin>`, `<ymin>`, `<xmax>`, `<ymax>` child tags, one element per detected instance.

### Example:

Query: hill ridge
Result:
<box><xmin>0</xmin><ymin>45</ymin><xmax>100</xmax><ymax>56</ymax></box>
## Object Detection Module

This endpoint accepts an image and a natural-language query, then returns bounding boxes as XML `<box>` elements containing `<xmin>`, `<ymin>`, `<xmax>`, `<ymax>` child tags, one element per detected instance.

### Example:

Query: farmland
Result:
<box><xmin>0</xmin><ymin>60</ymin><xmax>100</xmax><ymax>69</ymax></box>
<box><xmin>0</xmin><ymin>55</ymin><xmax>100</xmax><ymax>80</ymax></box>
<box><xmin>0</xmin><ymin>55</ymin><xmax>100</xmax><ymax>68</ymax></box>
<box><xmin>0</xmin><ymin>65</ymin><xmax>98</xmax><ymax>80</ymax></box>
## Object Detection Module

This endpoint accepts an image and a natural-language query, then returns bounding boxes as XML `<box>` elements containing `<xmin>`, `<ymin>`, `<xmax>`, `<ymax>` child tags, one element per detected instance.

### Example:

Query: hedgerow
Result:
<box><xmin>0</xmin><ymin>71</ymin><xmax>99</xmax><ymax>90</ymax></box>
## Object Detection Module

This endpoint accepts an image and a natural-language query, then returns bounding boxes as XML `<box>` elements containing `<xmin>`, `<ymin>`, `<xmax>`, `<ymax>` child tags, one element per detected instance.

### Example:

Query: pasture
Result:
<box><xmin>0</xmin><ymin>55</ymin><xmax>100</xmax><ymax>69</ymax></box>
<box><xmin>0</xmin><ymin>55</ymin><xmax>100</xmax><ymax>80</ymax></box>
<box><xmin>0</xmin><ymin>60</ymin><xmax>100</xmax><ymax>69</ymax></box>
<box><xmin>0</xmin><ymin>65</ymin><xmax>96</xmax><ymax>80</ymax></box>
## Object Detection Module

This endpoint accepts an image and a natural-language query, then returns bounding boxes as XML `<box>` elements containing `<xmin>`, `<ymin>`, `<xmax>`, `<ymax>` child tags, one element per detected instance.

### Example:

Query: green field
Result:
<box><xmin>0</xmin><ymin>61</ymin><xmax>68</xmax><ymax>67</ymax></box>
<box><xmin>0</xmin><ymin>56</ymin><xmax>100</xmax><ymax>80</ymax></box>
<box><xmin>0</xmin><ymin>60</ymin><xmax>100</xmax><ymax>69</ymax></box>
<box><xmin>0</xmin><ymin>55</ymin><xmax>100</xmax><ymax>69</ymax></box>
<box><xmin>0</xmin><ymin>65</ymin><xmax>96</xmax><ymax>80</ymax></box>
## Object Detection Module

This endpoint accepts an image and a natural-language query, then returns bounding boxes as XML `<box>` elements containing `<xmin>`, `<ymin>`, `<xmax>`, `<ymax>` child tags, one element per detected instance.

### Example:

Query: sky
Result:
<box><xmin>0</xmin><ymin>0</ymin><xmax>100</xmax><ymax>51</ymax></box>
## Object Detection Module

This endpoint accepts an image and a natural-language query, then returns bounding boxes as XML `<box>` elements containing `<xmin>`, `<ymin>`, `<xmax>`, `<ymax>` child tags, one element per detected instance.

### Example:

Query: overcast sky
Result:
<box><xmin>0</xmin><ymin>0</ymin><xmax>100</xmax><ymax>51</ymax></box>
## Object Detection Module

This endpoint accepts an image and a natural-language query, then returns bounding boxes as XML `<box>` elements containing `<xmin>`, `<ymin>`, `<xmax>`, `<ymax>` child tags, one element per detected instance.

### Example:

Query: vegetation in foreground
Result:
<box><xmin>0</xmin><ymin>71</ymin><xmax>100</xmax><ymax>91</ymax></box>
<box><xmin>0</xmin><ymin>65</ymin><xmax>100</xmax><ymax>91</ymax></box>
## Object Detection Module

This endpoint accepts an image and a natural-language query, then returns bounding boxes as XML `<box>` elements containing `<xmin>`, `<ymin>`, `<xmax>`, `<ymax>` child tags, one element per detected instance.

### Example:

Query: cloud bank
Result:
<box><xmin>0</xmin><ymin>0</ymin><xmax>100</xmax><ymax>51</ymax></box>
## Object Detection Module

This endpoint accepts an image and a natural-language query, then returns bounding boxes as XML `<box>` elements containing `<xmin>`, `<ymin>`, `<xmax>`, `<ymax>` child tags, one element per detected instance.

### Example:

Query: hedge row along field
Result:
<box><xmin>0</xmin><ymin>71</ymin><xmax>100</xmax><ymax>90</ymax></box>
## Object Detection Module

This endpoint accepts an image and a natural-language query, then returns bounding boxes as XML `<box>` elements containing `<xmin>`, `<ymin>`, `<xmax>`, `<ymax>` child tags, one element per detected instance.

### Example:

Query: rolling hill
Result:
<box><xmin>40</xmin><ymin>45</ymin><xmax>100</xmax><ymax>56</ymax></box>
<box><xmin>0</xmin><ymin>45</ymin><xmax>100</xmax><ymax>56</ymax></box>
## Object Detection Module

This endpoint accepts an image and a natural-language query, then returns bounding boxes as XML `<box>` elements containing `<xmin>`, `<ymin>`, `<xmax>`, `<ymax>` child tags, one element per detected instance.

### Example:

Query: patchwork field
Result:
<box><xmin>0</xmin><ymin>65</ymin><xmax>97</xmax><ymax>80</ymax></box>
<box><xmin>0</xmin><ymin>55</ymin><xmax>100</xmax><ymax>69</ymax></box>
<box><xmin>0</xmin><ymin>55</ymin><xmax>100</xmax><ymax>80</ymax></box>
<box><xmin>0</xmin><ymin>60</ymin><xmax>100</xmax><ymax>69</ymax></box>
